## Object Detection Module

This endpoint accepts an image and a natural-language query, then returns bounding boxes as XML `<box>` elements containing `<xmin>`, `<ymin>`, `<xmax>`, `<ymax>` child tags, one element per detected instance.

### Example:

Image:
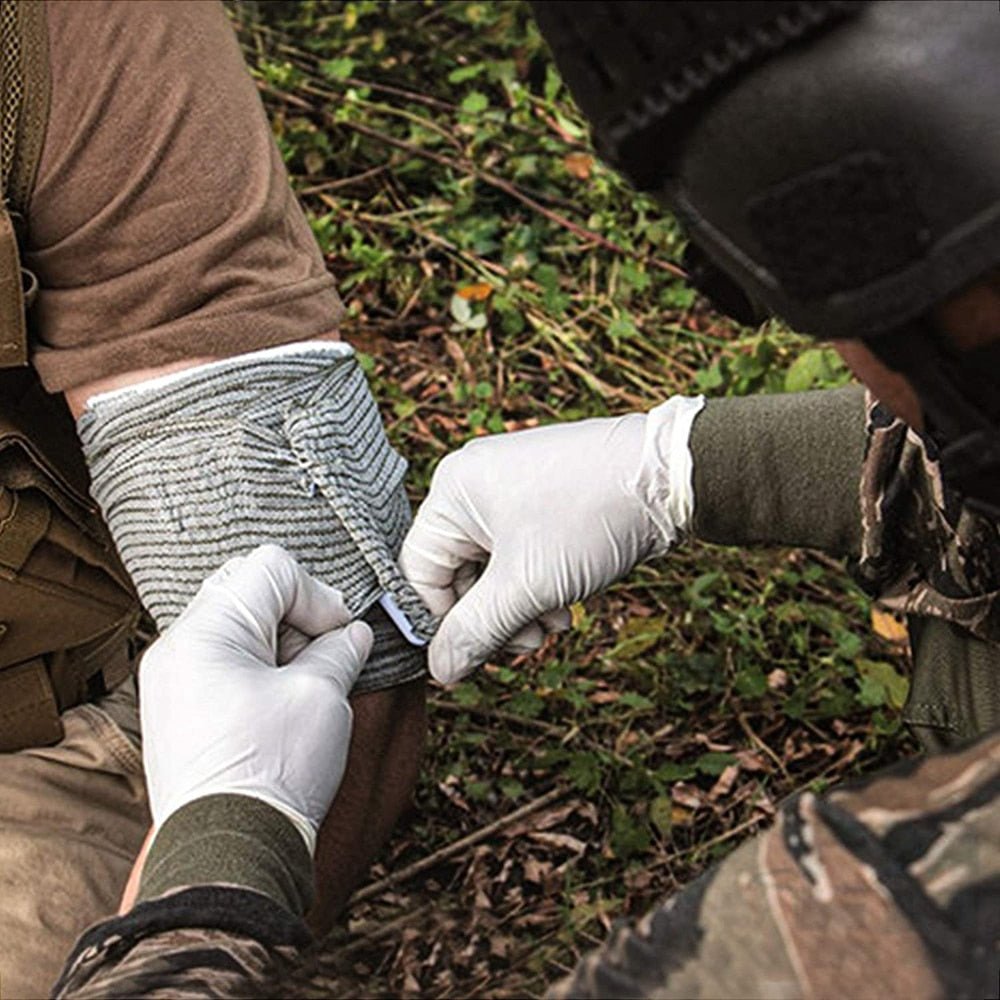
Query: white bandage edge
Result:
<box><xmin>635</xmin><ymin>395</ymin><xmax>706</xmax><ymax>551</ymax></box>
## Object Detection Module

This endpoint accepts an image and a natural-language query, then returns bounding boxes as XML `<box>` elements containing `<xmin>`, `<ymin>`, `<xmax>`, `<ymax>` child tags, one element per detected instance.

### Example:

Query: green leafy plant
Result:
<box><xmin>227</xmin><ymin>3</ymin><xmax>915</xmax><ymax>993</ymax></box>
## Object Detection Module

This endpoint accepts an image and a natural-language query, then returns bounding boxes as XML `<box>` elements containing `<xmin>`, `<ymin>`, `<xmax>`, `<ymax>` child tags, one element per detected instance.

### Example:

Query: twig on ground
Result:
<box><xmin>255</xmin><ymin>85</ymin><xmax>688</xmax><ymax>281</ymax></box>
<box><xmin>738</xmin><ymin>712</ymin><xmax>789</xmax><ymax>779</ymax></box>
<box><xmin>651</xmin><ymin>813</ymin><xmax>769</xmax><ymax>873</ymax></box>
<box><xmin>349</xmin><ymin>786</ymin><xmax>566</xmax><ymax>905</ymax></box>
<box><xmin>429</xmin><ymin>695</ymin><xmax>563</xmax><ymax>735</ymax></box>
<box><xmin>338</xmin><ymin>904</ymin><xmax>437</xmax><ymax>954</ymax></box>
<box><xmin>296</xmin><ymin>164</ymin><xmax>390</xmax><ymax>196</ymax></box>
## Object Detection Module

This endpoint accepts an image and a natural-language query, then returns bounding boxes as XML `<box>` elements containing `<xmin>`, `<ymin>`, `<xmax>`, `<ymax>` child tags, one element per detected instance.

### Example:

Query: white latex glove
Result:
<box><xmin>139</xmin><ymin>544</ymin><xmax>373</xmax><ymax>855</ymax></box>
<box><xmin>400</xmin><ymin>396</ymin><xmax>705</xmax><ymax>684</ymax></box>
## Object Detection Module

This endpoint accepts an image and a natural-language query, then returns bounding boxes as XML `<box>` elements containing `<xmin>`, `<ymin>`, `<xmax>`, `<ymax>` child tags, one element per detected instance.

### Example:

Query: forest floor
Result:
<box><xmin>231</xmin><ymin>3</ymin><xmax>915</xmax><ymax>995</ymax></box>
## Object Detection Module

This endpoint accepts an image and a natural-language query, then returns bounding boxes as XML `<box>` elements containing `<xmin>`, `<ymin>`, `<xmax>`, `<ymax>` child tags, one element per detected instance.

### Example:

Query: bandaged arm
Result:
<box><xmin>75</xmin><ymin>341</ymin><xmax>436</xmax><ymax>693</ymax></box>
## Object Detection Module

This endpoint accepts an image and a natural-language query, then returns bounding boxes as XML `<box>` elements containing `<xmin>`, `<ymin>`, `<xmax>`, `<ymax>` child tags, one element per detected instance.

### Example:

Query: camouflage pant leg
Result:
<box><xmin>52</xmin><ymin>885</ymin><xmax>309</xmax><ymax>1000</ymax></box>
<box><xmin>550</xmin><ymin>732</ymin><xmax>1000</xmax><ymax>1000</ymax></box>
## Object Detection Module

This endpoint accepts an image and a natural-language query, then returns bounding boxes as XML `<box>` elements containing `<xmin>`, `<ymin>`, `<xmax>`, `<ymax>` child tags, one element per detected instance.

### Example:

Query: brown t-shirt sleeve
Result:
<box><xmin>25</xmin><ymin>1</ymin><xmax>343</xmax><ymax>392</ymax></box>
<box><xmin>690</xmin><ymin>385</ymin><xmax>866</xmax><ymax>557</ymax></box>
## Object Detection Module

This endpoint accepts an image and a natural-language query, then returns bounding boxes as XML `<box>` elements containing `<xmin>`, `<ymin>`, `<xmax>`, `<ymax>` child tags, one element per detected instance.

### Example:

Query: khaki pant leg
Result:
<box><xmin>0</xmin><ymin>688</ymin><xmax>148</xmax><ymax>999</ymax></box>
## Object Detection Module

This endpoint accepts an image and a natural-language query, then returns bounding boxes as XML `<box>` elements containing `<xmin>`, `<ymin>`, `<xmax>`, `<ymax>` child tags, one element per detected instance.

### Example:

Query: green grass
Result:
<box><xmin>231</xmin><ymin>3</ymin><xmax>914</xmax><ymax>995</ymax></box>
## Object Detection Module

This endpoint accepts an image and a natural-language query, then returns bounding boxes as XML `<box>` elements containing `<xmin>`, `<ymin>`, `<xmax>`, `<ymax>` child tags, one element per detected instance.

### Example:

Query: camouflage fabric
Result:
<box><xmin>550</xmin><ymin>729</ymin><xmax>1000</xmax><ymax>1000</ymax></box>
<box><xmin>51</xmin><ymin>885</ymin><xmax>309</xmax><ymax>999</ymax></box>
<box><xmin>53</xmin><ymin>735</ymin><xmax>998</xmax><ymax>1000</ymax></box>
<box><xmin>853</xmin><ymin>392</ymin><xmax>1000</xmax><ymax>642</ymax></box>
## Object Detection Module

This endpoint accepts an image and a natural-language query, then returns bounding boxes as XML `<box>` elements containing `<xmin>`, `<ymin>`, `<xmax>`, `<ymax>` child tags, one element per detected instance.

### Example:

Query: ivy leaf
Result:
<box><xmin>785</xmin><ymin>348</ymin><xmax>828</xmax><ymax>392</ymax></box>
<box><xmin>320</xmin><ymin>56</ymin><xmax>355</xmax><ymax>80</ymax></box>
<box><xmin>610</xmin><ymin>805</ymin><xmax>651</xmax><ymax>859</ymax></box>
<box><xmin>656</xmin><ymin>762</ymin><xmax>696</xmax><ymax>783</ymax></box>
<box><xmin>607</xmin><ymin>315</ymin><xmax>638</xmax><ymax>341</ymax></box>
<box><xmin>460</xmin><ymin>91</ymin><xmax>489</xmax><ymax>114</ymax></box>
<box><xmin>649</xmin><ymin>796</ymin><xmax>673</xmax><ymax>837</ymax></box>
<box><xmin>451</xmin><ymin>682</ymin><xmax>481</xmax><ymax>708</ymax></box>
<box><xmin>566</xmin><ymin>752</ymin><xmax>602</xmax><ymax>795</ymax></box>
<box><xmin>857</xmin><ymin>659</ymin><xmax>910</xmax><ymax>710</ymax></box>
<box><xmin>448</xmin><ymin>63</ymin><xmax>487</xmax><ymax>84</ymax></box>
<box><xmin>734</xmin><ymin>666</ymin><xmax>768</xmax><ymax>698</ymax></box>
<box><xmin>694</xmin><ymin>752</ymin><xmax>738</xmax><ymax>776</ymax></box>
<box><xmin>619</xmin><ymin>691</ymin><xmax>655</xmax><ymax>711</ymax></box>
<box><xmin>609</xmin><ymin>616</ymin><xmax>665</xmax><ymax>661</ymax></box>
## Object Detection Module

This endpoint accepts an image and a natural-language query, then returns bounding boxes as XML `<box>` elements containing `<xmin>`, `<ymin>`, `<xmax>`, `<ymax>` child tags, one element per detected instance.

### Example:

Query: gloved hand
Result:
<box><xmin>400</xmin><ymin>396</ymin><xmax>704</xmax><ymax>684</ymax></box>
<box><xmin>139</xmin><ymin>544</ymin><xmax>373</xmax><ymax>855</ymax></box>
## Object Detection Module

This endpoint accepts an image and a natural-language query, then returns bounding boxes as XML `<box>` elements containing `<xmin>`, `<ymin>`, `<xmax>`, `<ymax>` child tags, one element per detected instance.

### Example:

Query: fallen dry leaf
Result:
<box><xmin>671</xmin><ymin>782</ymin><xmax>705</xmax><ymax>810</ymax></box>
<box><xmin>528</xmin><ymin>831</ymin><xmax>588</xmax><ymax>854</ymax></box>
<box><xmin>589</xmin><ymin>690</ymin><xmax>621</xmax><ymax>705</ymax></box>
<box><xmin>670</xmin><ymin>804</ymin><xmax>695</xmax><ymax>826</ymax></box>
<box><xmin>521</xmin><ymin>856</ymin><xmax>549</xmax><ymax>883</ymax></box>
<box><xmin>735</xmin><ymin>749</ymin><xmax>769</xmax><ymax>772</ymax></box>
<box><xmin>506</xmin><ymin>800</ymin><xmax>583</xmax><ymax>837</ymax></box>
<box><xmin>872</xmin><ymin>606</ymin><xmax>909</xmax><ymax>645</ymax></box>
<box><xmin>767</xmin><ymin>668</ymin><xmax>789</xmax><ymax>690</ymax></box>
<box><xmin>708</xmin><ymin>763</ymin><xmax>740</xmax><ymax>802</ymax></box>
<box><xmin>563</xmin><ymin>152</ymin><xmax>594</xmax><ymax>179</ymax></box>
<box><xmin>456</xmin><ymin>282</ymin><xmax>494</xmax><ymax>301</ymax></box>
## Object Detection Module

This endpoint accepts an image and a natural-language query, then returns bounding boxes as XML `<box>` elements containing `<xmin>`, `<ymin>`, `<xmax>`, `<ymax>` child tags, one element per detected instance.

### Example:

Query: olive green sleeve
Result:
<box><xmin>137</xmin><ymin>794</ymin><xmax>314</xmax><ymax>917</ymax></box>
<box><xmin>905</xmin><ymin>616</ymin><xmax>1000</xmax><ymax>752</ymax></box>
<box><xmin>690</xmin><ymin>385</ymin><xmax>865</xmax><ymax>556</ymax></box>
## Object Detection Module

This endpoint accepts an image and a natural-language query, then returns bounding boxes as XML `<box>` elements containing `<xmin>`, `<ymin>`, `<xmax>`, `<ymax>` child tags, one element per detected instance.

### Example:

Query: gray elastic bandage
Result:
<box><xmin>78</xmin><ymin>343</ymin><xmax>437</xmax><ymax>694</ymax></box>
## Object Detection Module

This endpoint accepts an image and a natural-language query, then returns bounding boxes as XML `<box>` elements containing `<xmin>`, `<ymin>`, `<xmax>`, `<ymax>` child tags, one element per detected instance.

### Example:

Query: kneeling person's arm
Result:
<box><xmin>53</xmin><ymin>797</ymin><xmax>315</xmax><ymax>1000</ymax></box>
<box><xmin>690</xmin><ymin>384</ymin><xmax>865</xmax><ymax>556</ymax></box>
<box><xmin>54</xmin><ymin>546</ymin><xmax>371</xmax><ymax>998</ymax></box>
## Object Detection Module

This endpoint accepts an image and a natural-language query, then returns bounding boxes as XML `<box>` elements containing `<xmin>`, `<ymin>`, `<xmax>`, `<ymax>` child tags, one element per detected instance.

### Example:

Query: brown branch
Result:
<box><xmin>651</xmin><ymin>813</ymin><xmax>768</xmax><ymax>872</ymax></box>
<box><xmin>348</xmin><ymin>786</ymin><xmax>565</xmax><ymax>906</ymax></box>
<box><xmin>256</xmin><ymin>86</ymin><xmax>689</xmax><ymax>282</ymax></box>
<box><xmin>338</xmin><ymin>904</ymin><xmax>437</xmax><ymax>954</ymax></box>
<box><xmin>429</xmin><ymin>695</ymin><xmax>562</xmax><ymax>736</ymax></box>
<box><xmin>340</xmin><ymin>118</ymin><xmax>687</xmax><ymax>279</ymax></box>
<box><xmin>737</xmin><ymin>711</ymin><xmax>789</xmax><ymax>779</ymax></box>
<box><xmin>295</xmin><ymin>164</ymin><xmax>390</xmax><ymax>196</ymax></box>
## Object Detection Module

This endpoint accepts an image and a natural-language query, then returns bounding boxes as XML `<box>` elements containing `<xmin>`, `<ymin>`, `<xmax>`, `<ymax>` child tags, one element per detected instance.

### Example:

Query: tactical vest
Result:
<box><xmin>0</xmin><ymin>1</ymin><xmax>143</xmax><ymax>753</ymax></box>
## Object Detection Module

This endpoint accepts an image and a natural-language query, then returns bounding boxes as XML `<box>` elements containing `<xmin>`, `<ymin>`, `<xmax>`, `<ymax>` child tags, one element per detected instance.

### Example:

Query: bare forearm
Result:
<box><xmin>310</xmin><ymin>677</ymin><xmax>427</xmax><ymax>932</ymax></box>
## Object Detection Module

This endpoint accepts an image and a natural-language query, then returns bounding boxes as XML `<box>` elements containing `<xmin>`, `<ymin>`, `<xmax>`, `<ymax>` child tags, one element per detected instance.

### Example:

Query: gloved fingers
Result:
<box><xmin>428</xmin><ymin>562</ymin><xmax>538</xmax><ymax>685</ymax></box>
<box><xmin>501</xmin><ymin>607</ymin><xmax>572</xmax><ymax>656</ymax></box>
<box><xmin>504</xmin><ymin>621</ymin><xmax>545</xmax><ymax>654</ymax></box>
<box><xmin>402</xmin><ymin>554</ymin><xmax>485</xmax><ymax>620</ymax></box>
<box><xmin>277</xmin><ymin>623</ymin><xmax>310</xmax><ymax>665</ymax></box>
<box><xmin>406</xmin><ymin>579</ymin><xmax>456</xmax><ymax>619</ymax></box>
<box><xmin>400</xmin><ymin>508</ymin><xmax>490</xmax><ymax>615</ymax></box>
<box><xmin>540</xmin><ymin>606</ymin><xmax>573</xmax><ymax>633</ymax></box>
<box><xmin>206</xmin><ymin>545</ymin><xmax>352</xmax><ymax>640</ymax></box>
<box><xmin>288</xmin><ymin>620</ymin><xmax>373</xmax><ymax>697</ymax></box>
<box><xmin>452</xmin><ymin>560</ymin><xmax>481</xmax><ymax>597</ymax></box>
